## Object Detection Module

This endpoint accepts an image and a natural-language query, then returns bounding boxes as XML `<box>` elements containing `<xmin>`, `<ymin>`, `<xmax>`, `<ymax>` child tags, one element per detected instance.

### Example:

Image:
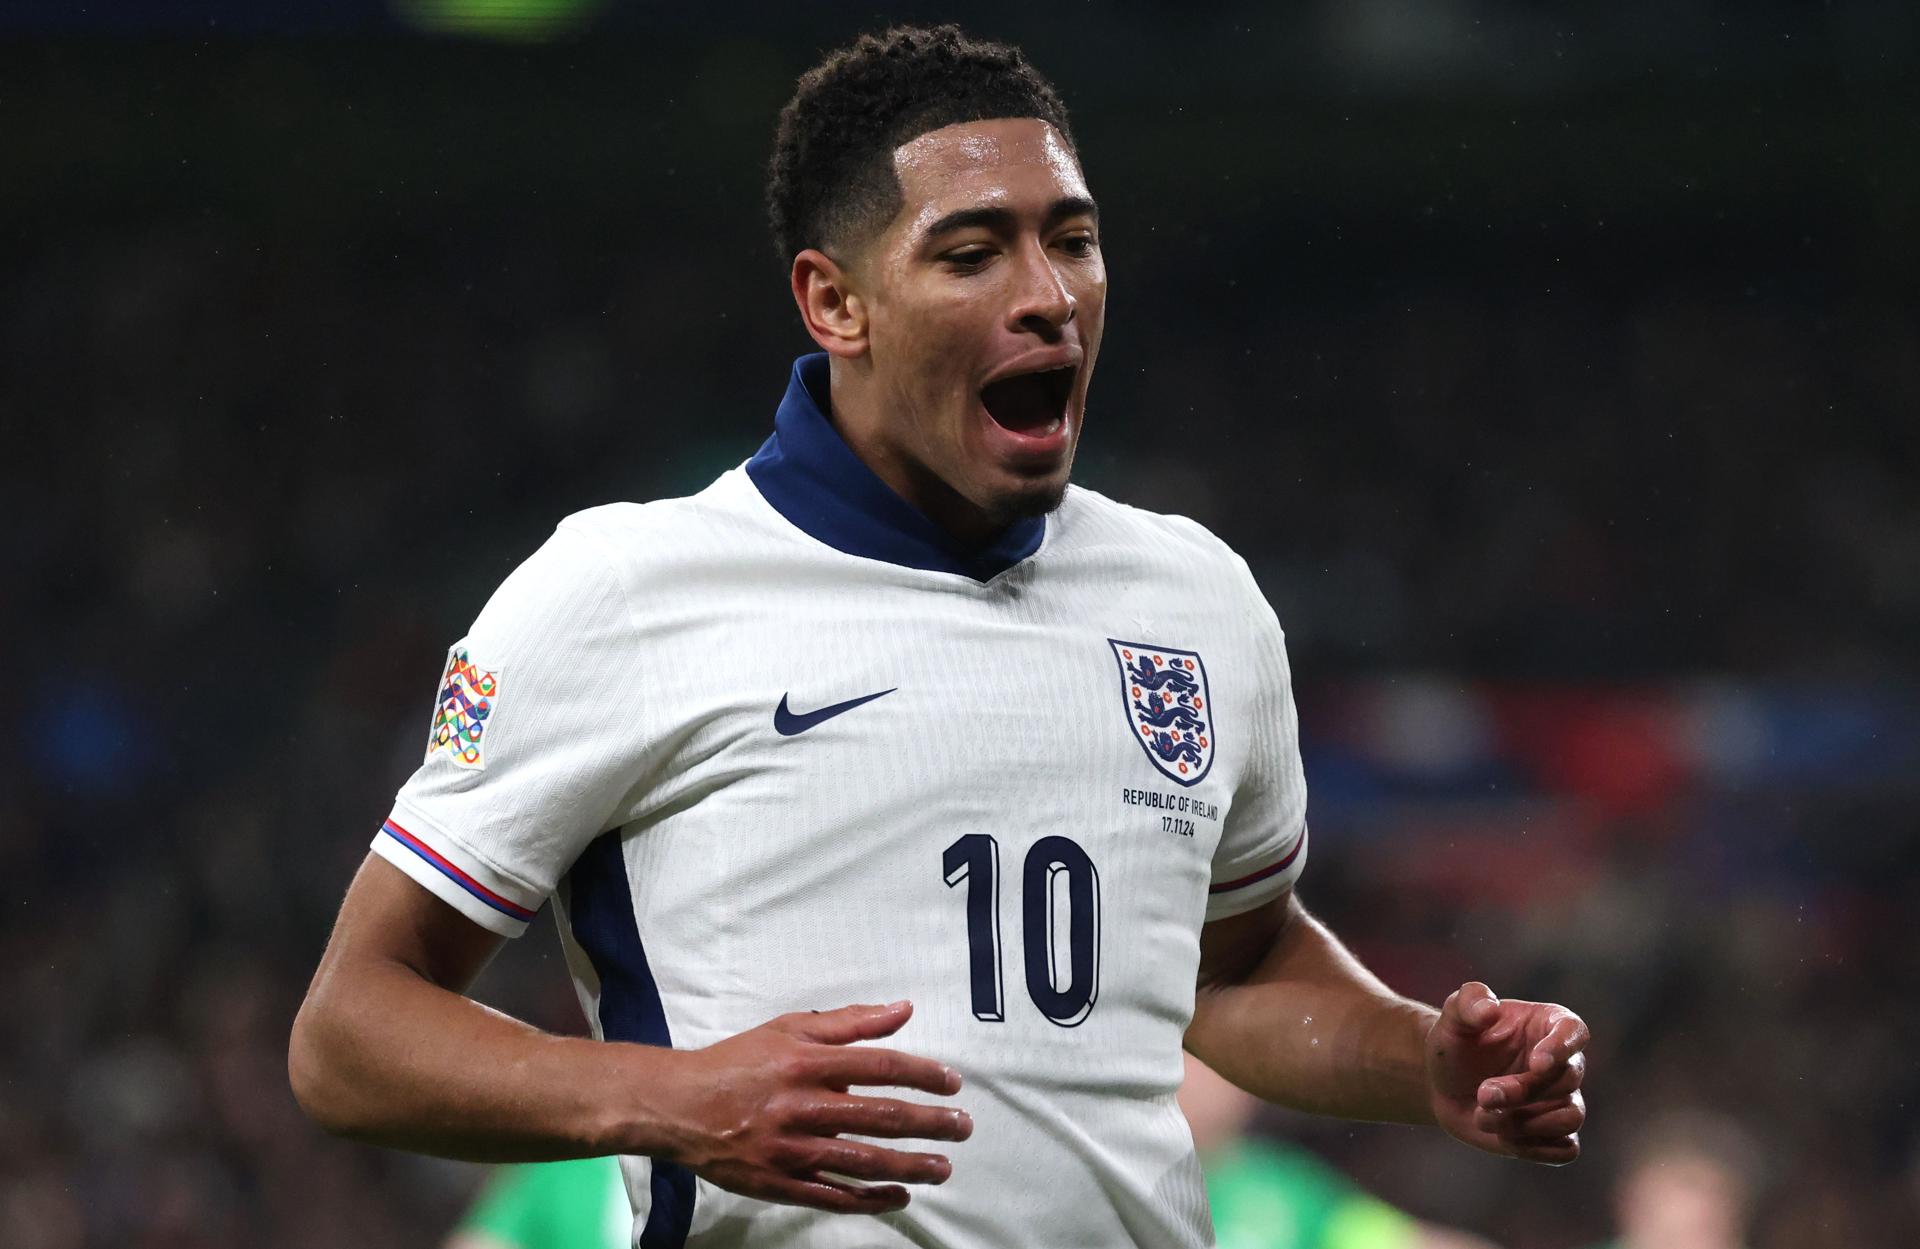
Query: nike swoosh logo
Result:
<box><xmin>774</xmin><ymin>688</ymin><xmax>897</xmax><ymax>737</ymax></box>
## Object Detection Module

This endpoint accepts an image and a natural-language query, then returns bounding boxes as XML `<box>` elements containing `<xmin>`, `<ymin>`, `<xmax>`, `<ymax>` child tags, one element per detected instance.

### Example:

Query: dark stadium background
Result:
<box><xmin>6</xmin><ymin>2</ymin><xmax>1918</xmax><ymax>1246</ymax></box>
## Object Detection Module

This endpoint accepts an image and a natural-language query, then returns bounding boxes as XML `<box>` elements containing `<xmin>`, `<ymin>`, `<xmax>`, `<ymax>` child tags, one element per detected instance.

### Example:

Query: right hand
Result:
<box><xmin>657</xmin><ymin>1000</ymin><xmax>971</xmax><ymax>1214</ymax></box>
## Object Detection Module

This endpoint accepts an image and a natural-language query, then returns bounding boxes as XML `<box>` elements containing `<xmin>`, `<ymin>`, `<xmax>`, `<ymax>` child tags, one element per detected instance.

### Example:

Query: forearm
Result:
<box><xmin>1186</xmin><ymin>903</ymin><xmax>1437</xmax><ymax>1125</ymax></box>
<box><xmin>294</xmin><ymin>856</ymin><xmax>974</xmax><ymax>1215</ymax></box>
<box><xmin>290</xmin><ymin>957</ymin><xmax>687</xmax><ymax>1162</ymax></box>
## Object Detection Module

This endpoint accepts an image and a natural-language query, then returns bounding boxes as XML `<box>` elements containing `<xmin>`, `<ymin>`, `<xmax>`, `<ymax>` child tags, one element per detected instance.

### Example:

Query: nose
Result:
<box><xmin>1006</xmin><ymin>243</ymin><xmax>1076</xmax><ymax>337</ymax></box>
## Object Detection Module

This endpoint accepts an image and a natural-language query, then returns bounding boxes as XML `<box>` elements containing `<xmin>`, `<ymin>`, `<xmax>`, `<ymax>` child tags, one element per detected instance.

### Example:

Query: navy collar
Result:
<box><xmin>745</xmin><ymin>354</ymin><xmax>1046</xmax><ymax>582</ymax></box>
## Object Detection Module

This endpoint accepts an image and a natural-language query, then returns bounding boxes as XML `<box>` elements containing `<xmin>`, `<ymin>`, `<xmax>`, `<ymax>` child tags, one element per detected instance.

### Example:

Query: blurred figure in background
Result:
<box><xmin>1179</xmin><ymin>1053</ymin><xmax>1500</xmax><ymax>1249</ymax></box>
<box><xmin>444</xmin><ymin>1155</ymin><xmax>627</xmax><ymax>1249</ymax></box>
<box><xmin>9</xmin><ymin>5</ymin><xmax>1915</xmax><ymax>1246</ymax></box>
<box><xmin>1590</xmin><ymin>1112</ymin><xmax>1760</xmax><ymax>1249</ymax></box>
<box><xmin>446</xmin><ymin>1054</ymin><xmax>1507</xmax><ymax>1249</ymax></box>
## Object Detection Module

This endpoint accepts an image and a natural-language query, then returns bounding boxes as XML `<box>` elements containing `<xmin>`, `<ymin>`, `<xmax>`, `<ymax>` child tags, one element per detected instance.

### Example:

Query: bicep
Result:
<box><xmin>1195</xmin><ymin>890</ymin><xmax>1297</xmax><ymax>991</ymax></box>
<box><xmin>291</xmin><ymin>854</ymin><xmax>509</xmax><ymax>1126</ymax></box>
<box><xmin>309</xmin><ymin>853</ymin><xmax>507</xmax><ymax>1001</ymax></box>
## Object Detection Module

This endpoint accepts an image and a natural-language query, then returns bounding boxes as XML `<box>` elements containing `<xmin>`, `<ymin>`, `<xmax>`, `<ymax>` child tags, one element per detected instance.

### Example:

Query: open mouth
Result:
<box><xmin>980</xmin><ymin>365</ymin><xmax>1076</xmax><ymax>437</ymax></box>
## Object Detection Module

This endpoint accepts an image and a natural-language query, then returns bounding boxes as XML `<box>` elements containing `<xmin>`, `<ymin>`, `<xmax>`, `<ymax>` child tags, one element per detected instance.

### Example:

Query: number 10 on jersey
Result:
<box><xmin>942</xmin><ymin>834</ymin><xmax>1101</xmax><ymax>1028</ymax></box>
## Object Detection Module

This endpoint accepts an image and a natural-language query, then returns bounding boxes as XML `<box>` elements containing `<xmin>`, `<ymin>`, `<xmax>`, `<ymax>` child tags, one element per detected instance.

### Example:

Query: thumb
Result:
<box><xmin>783</xmin><ymin>1000</ymin><xmax>914</xmax><ymax>1045</ymax></box>
<box><xmin>1437</xmin><ymin>982</ymin><xmax>1501</xmax><ymax>1036</ymax></box>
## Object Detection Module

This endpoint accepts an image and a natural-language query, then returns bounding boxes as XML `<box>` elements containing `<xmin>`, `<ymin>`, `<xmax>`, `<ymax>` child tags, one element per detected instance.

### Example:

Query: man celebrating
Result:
<box><xmin>290</xmin><ymin>25</ymin><xmax>1588</xmax><ymax>1249</ymax></box>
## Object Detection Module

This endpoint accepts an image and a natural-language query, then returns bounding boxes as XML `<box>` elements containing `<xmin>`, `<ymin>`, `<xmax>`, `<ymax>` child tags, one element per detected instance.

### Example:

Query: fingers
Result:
<box><xmin>762</xmin><ymin>1002</ymin><xmax>963</xmax><ymax>1094</ymax></box>
<box><xmin>1474</xmin><ymin>1091</ymin><xmax>1586</xmax><ymax>1138</ymax></box>
<box><xmin>711</xmin><ymin>1103</ymin><xmax>962</xmax><ymax>1217</ymax></box>
<box><xmin>1437</xmin><ymin>982</ymin><xmax>1501</xmax><ymax>1036</ymax></box>
<box><xmin>818</xmin><ymin>1044</ymin><xmax>963</xmax><ymax>1096</ymax></box>
<box><xmin>755</xmin><ymin>1174</ymin><xmax>912</xmax><ymax>1215</ymax></box>
<box><xmin>1506</xmin><ymin>1018</ymin><xmax>1588</xmax><ymax>1106</ymax></box>
<box><xmin>1477</xmin><ymin>1006</ymin><xmax>1588</xmax><ymax>1109</ymax></box>
<box><xmin>1508</xmin><ymin>1136</ymin><xmax>1581</xmax><ymax>1166</ymax></box>
<box><xmin>1478</xmin><ymin>1048</ymin><xmax>1585</xmax><ymax>1112</ymax></box>
<box><xmin>796</xmin><ymin>1138</ymin><xmax>954</xmax><ymax>1186</ymax></box>
<box><xmin>1511</xmin><ymin>1103</ymin><xmax>1585</xmax><ymax>1139</ymax></box>
<box><xmin>1431</xmin><ymin>994</ymin><xmax>1589</xmax><ymax>1168</ymax></box>
<box><xmin>777</xmin><ymin>1000</ymin><xmax>915</xmax><ymax>1045</ymax></box>
<box><xmin>742</xmin><ymin>1131</ymin><xmax>958</xmax><ymax>1213</ymax></box>
<box><xmin>797</xmin><ymin>1094</ymin><xmax>974</xmax><ymax>1142</ymax></box>
<box><xmin>1528</xmin><ymin>1011</ymin><xmax>1591</xmax><ymax>1074</ymax></box>
<box><xmin>1473</xmin><ymin>1090</ymin><xmax>1586</xmax><ymax>1166</ymax></box>
<box><xmin>698</xmin><ymin>1004</ymin><xmax>976</xmax><ymax>1216</ymax></box>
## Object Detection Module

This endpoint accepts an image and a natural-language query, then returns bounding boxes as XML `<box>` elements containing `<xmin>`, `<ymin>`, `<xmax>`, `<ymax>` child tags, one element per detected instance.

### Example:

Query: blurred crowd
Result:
<box><xmin>6</xmin><ymin>14</ymin><xmax>1918</xmax><ymax>1249</ymax></box>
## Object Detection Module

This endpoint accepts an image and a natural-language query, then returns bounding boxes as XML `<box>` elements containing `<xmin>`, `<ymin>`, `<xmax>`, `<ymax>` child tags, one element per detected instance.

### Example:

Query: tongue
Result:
<box><xmin>981</xmin><ymin>373</ymin><xmax>1061</xmax><ymax>432</ymax></box>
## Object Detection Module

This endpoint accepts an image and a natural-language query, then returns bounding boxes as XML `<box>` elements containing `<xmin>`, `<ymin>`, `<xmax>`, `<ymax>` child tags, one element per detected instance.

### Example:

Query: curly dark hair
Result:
<box><xmin>767</xmin><ymin>24</ymin><xmax>1076</xmax><ymax>263</ymax></box>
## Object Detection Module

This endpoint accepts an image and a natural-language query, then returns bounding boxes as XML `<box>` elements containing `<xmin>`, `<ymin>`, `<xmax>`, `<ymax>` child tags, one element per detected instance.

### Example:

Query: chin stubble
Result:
<box><xmin>985</xmin><ymin>476</ymin><xmax>1070</xmax><ymax>528</ymax></box>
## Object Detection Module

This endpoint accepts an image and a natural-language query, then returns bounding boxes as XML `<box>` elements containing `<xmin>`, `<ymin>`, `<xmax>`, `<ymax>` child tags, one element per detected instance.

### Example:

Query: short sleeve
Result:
<box><xmin>371</xmin><ymin>526</ymin><xmax>648</xmax><ymax>937</ymax></box>
<box><xmin>1207</xmin><ymin>555</ymin><xmax>1309</xmax><ymax>922</ymax></box>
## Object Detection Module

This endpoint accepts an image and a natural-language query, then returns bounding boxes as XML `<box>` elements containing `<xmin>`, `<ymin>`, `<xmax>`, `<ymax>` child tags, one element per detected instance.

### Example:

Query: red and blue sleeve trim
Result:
<box><xmin>1209</xmin><ymin>825</ymin><xmax>1308</xmax><ymax>895</ymax></box>
<box><xmin>380</xmin><ymin>819</ymin><xmax>538</xmax><ymax>922</ymax></box>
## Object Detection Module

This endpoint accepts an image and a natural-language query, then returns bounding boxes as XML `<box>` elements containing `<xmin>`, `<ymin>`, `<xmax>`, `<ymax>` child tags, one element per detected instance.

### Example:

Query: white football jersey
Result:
<box><xmin>373</xmin><ymin>355</ymin><xmax>1309</xmax><ymax>1249</ymax></box>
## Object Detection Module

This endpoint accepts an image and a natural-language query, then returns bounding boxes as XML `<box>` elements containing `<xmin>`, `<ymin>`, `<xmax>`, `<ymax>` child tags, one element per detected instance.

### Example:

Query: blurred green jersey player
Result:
<box><xmin>446</xmin><ymin>1059</ymin><xmax>1501</xmax><ymax>1249</ymax></box>
<box><xmin>447</xmin><ymin>1156</ymin><xmax>628</xmax><ymax>1249</ymax></box>
<box><xmin>1181</xmin><ymin>1055</ymin><xmax>1500</xmax><ymax>1249</ymax></box>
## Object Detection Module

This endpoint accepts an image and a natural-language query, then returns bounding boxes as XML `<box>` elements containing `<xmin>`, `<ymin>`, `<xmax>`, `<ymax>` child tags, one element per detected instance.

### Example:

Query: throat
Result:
<box><xmin>822</xmin><ymin>361</ymin><xmax>1050</xmax><ymax>555</ymax></box>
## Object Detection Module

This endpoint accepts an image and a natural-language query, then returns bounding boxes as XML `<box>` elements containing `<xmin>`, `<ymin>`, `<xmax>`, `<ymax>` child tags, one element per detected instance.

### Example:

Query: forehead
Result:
<box><xmin>890</xmin><ymin>118</ymin><xmax>1087</xmax><ymax>225</ymax></box>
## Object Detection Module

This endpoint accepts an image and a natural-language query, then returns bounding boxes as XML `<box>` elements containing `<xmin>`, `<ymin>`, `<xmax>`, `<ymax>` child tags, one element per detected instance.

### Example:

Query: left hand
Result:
<box><xmin>1425</xmin><ymin>982</ymin><xmax>1588</xmax><ymax>1165</ymax></box>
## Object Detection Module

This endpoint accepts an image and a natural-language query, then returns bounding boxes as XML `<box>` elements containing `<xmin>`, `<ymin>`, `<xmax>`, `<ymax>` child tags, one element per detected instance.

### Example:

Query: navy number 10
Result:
<box><xmin>942</xmin><ymin>834</ymin><xmax>1101</xmax><ymax>1028</ymax></box>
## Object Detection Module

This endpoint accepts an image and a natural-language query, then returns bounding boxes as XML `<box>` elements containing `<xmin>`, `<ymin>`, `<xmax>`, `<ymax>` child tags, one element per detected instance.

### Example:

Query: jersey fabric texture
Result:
<box><xmin>373</xmin><ymin>354</ymin><xmax>1310</xmax><ymax>1249</ymax></box>
<box><xmin>458</xmin><ymin>1157</ymin><xmax>631</xmax><ymax>1249</ymax></box>
<box><xmin>452</xmin><ymin>1142</ymin><xmax>1407</xmax><ymax>1249</ymax></box>
<box><xmin>1203</xmin><ymin>1141</ymin><xmax>1420</xmax><ymax>1249</ymax></box>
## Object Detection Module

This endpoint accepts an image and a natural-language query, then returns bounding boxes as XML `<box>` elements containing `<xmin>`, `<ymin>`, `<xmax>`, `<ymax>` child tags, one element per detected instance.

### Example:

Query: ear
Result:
<box><xmin>790</xmin><ymin>248</ymin><xmax>869</xmax><ymax>358</ymax></box>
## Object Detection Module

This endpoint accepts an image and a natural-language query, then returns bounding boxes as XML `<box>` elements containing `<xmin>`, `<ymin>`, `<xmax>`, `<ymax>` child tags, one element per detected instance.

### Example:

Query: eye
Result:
<box><xmin>944</xmin><ymin>248</ymin><xmax>994</xmax><ymax>271</ymax></box>
<box><xmin>1056</xmin><ymin>233</ymin><xmax>1098</xmax><ymax>258</ymax></box>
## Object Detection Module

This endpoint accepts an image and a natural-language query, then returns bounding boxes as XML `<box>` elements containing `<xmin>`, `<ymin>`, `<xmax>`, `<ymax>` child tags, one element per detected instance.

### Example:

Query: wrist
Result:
<box><xmin>581</xmin><ymin>1039</ymin><xmax>705</xmax><ymax>1161</ymax></box>
<box><xmin>1399</xmin><ymin>999</ymin><xmax>1443</xmax><ymax>1125</ymax></box>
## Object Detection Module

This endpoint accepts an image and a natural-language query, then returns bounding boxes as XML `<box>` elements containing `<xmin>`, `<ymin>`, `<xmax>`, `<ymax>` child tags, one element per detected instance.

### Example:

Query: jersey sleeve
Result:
<box><xmin>1207</xmin><ymin>555</ymin><xmax>1309</xmax><ymax>921</ymax></box>
<box><xmin>371</xmin><ymin>525</ymin><xmax>650</xmax><ymax>937</ymax></box>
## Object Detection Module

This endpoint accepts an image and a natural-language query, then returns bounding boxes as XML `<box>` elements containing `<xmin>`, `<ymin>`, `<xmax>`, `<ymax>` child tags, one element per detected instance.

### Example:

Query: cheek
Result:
<box><xmin>1074</xmin><ymin>266</ymin><xmax>1108</xmax><ymax>328</ymax></box>
<box><xmin>902</xmin><ymin>304</ymin><xmax>989</xmax><ymax>398</ymax></box>
<box><xmin>869</xmin><ymin>301</ymin><xmax>980</xmax><ymax>441</ymax></box>
<box><xmin>874</xmin><ymin>291</ymin><xmax>969</xmax><ymax>369</ymax></box>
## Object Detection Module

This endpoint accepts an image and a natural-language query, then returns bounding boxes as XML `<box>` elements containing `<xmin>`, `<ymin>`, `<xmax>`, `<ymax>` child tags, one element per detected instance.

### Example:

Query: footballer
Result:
<box><xmin>290</xmin><ymin>25</ymin><xmax>1589</xmax><ymax>1249</ymax></box>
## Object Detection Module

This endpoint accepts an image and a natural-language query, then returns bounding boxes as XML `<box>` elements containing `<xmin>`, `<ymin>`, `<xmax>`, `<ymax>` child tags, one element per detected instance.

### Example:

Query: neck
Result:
<box><xmin>826</xmin><ymin>356</ymin><xmax>1002</xmax><ymax>549</ymax></box>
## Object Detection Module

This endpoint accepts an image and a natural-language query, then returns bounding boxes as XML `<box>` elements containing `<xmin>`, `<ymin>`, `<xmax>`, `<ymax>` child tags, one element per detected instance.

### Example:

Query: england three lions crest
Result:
<box><xmin>1109</xmin><ymin>640</ymin><xmax>1215</xmax><ymax>786</ymax></box>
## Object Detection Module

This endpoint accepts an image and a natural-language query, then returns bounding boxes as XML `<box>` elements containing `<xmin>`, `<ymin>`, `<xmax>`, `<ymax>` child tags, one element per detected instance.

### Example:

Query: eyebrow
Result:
<box><xmin>921</xmin><ymin>195</ymin><xmax>1100</xmax><ymax>243</ymax></box>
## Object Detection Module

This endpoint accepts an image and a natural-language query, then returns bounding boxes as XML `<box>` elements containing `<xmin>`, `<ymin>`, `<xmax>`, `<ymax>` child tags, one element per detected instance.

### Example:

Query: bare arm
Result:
<box><xmin>290</xmin><ymin>854</ymin><xmax>972</xmax><ymax>1210</ymax></box>
<box><xmin>1186</xmin><ymin>892</ymin><xmax>1437</xmax><ymax>1123</ymax></box>
<box><xmin>289</xmin><ymin>854</ymin><xmax>636</xmax><ymax>1160</ymax></box>
<box><xmin>1186</xmin><ymin>892</ymin><xmax>1588</xmax><ymax>1163</ymax></box>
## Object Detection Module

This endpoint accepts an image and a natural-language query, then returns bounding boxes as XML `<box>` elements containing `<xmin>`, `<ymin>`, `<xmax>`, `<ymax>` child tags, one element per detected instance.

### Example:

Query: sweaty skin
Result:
<box><xmin>290</xmin><ymin>114</ymin><xmax>1586</xmax><ymax>1224</ymax></box>
<box><xmin>1190</xmin><ymin>893</ymin><xmax>1588</xmax><ymax>1165</ymax></box>
<box><xmin>790</xmin><ymin>118</ymin><xmax>1105</xmax><ymax>545</ymax></box>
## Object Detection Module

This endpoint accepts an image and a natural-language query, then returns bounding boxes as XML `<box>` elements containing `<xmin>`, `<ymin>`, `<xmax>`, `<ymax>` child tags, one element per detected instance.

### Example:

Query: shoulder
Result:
<box><xmin>1053</xmin><ymin>485</ymin><xmax>1292</xmax><ymax>660</ymax></box>
<box><xmin>554</xmin><ymin>467</ymin><xmax>761</xmax><ymax>563</ymax></box>
<box><xmin>538</xmin><ymin>467</ymin><xmax>778</xmax><ymax>598</ymax></box>
<box><xmin>1053</xmin><ymin>484</ymin><xmax>1261</xmax><ymax>589</ymax></box>
<box><xmin>465</xmin><ymin>470</ymin><xmax>762</xmax><ymax>649</ymax></box>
